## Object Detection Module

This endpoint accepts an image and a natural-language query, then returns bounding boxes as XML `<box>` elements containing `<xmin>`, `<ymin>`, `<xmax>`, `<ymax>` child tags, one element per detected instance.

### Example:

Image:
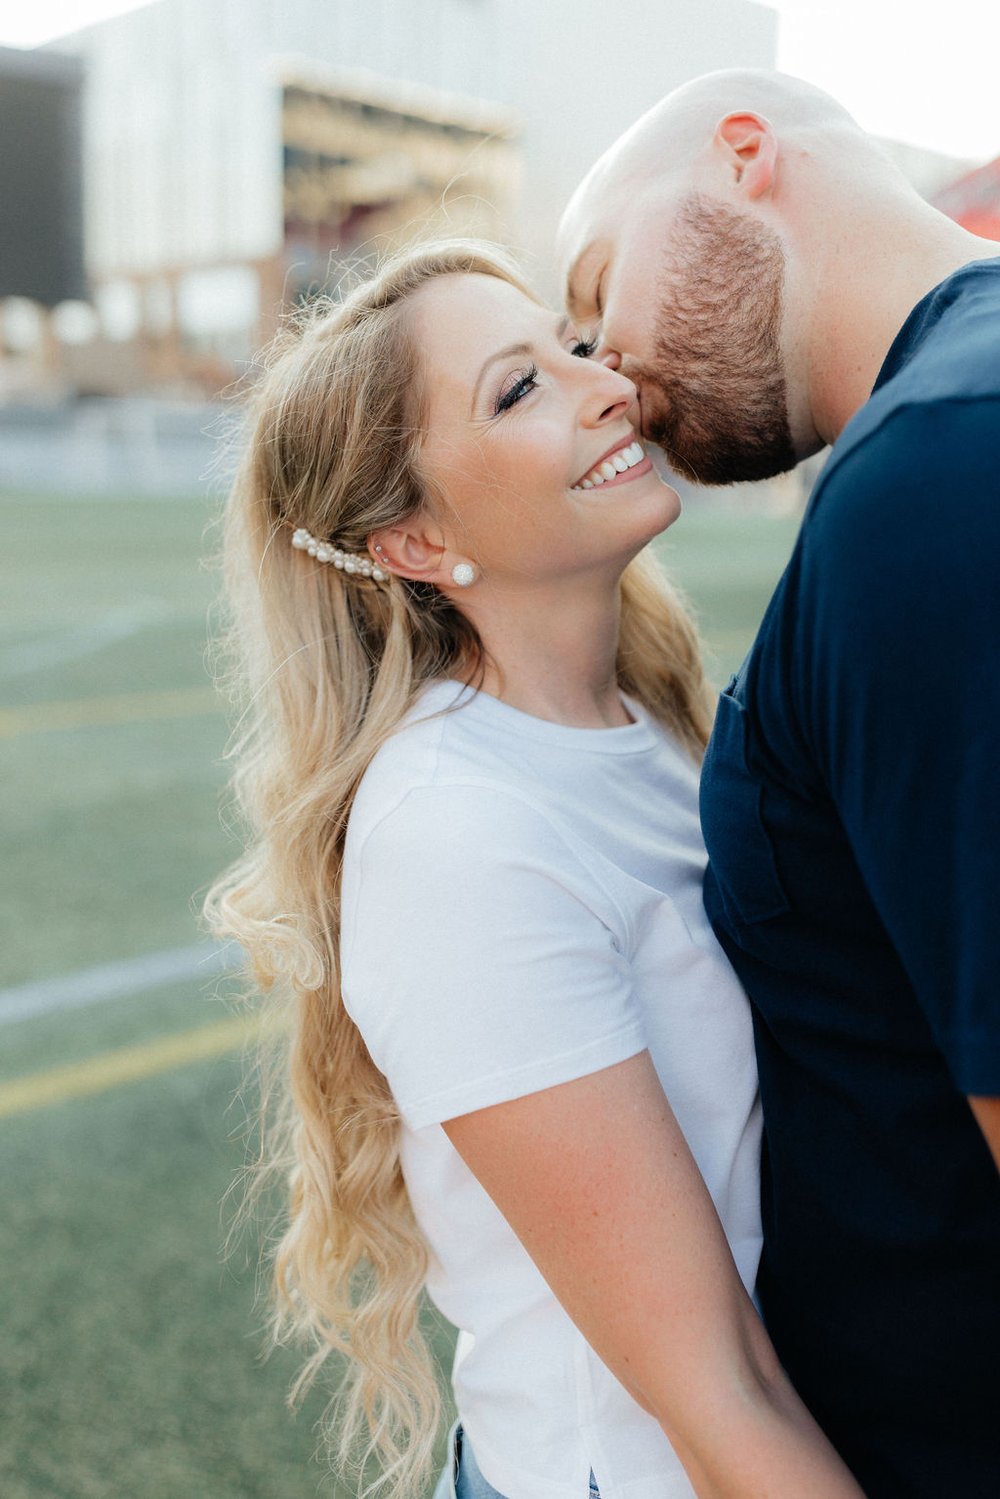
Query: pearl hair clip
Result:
<box><xmin>291</xmin><ymin>527</ymin><xmax>387</xmax><ymax>581</ymax></box>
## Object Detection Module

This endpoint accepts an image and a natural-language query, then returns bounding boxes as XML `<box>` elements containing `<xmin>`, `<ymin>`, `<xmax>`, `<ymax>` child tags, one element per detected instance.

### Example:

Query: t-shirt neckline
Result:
<box><xmin>422</xmin><ymin>678</ymin><xmax>660</xmax><ymax>754</ymax></box>
<box><xmin>874</xmin><ymin>256</ymin><xmax>1000</xmax><ymax>393</ymax></box>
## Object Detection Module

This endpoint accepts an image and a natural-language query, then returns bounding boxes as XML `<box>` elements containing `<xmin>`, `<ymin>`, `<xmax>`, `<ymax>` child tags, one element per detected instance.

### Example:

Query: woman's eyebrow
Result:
<box><xmin>471</xmin><ymin>343</ymin><xmax>532</xmax><ymax>412</ymax></box>
<box><xmin>469</xmin><ymin>316</ymin><xmax>574</xmax><ymax>414</ymax></box>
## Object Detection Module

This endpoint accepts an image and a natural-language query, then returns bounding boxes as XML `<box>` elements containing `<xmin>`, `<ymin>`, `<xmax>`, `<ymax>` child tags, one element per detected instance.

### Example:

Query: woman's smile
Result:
<box><xmin>571</xmin><ymin>436</ymin><xmax>652</xmax><ymax>491</ymax></box>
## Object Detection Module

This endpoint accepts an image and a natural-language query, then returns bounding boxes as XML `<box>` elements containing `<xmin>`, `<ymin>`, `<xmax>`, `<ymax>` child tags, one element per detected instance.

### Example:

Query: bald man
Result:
<box><xmin>560</xmin><ymin>71</ymin><xmax>1000</xmax><ymax>1498</ymax></box>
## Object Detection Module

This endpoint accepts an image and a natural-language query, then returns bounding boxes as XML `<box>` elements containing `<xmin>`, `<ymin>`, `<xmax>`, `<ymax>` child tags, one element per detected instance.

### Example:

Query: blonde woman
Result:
<box><xmin>206</xmin><ymin>242</ymin><xmax>863</xmax><ymax>1499</ymax></box>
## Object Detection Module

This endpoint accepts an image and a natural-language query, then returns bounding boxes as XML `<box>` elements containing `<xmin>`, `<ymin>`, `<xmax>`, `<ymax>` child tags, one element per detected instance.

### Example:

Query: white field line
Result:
<box><xmin>0</xmin><ymin>600</ymin><xmax>170</xmax><ymax>679</ymax></box>
<box><xmin>0</xmin><ymin>939</ymin><xmax>244</xmax><ymax>1026</ymax></box>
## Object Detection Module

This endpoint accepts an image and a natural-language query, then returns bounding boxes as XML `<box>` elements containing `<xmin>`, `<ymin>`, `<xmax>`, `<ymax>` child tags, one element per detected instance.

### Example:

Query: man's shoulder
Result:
<box><xmin>821</xmin><ymin>388</ymin><xmax>998</xmax><ymax>497</ymax></box>
<box><xmin>814</xmin><ymin>261</ymin><xmax>1000</xmax><ymax>516</ymax></box>
<box><xmin>875</xmin><ymin>256</ymin><xmax>1000</xmax><ymax>408</ymax></box>
<box><xmin>789</xmin><ymin>396</ymin><xmax>1000</xmax><ymax>636</ymax></box>
<box><xmin>770</xmin><ymin>293</ymin><xmax>1000</xmax><ymax>649</ymax></box>
<box><xmin>804</xmin><ymin>390</ymin><xmax>1000</xmax><ymax>568</ymax></box>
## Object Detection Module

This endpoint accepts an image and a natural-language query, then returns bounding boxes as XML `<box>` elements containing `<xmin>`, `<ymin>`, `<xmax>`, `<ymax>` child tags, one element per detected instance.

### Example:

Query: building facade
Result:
<box><xmin>42</xmin><ymin>0</ymin><xmax>777</xmax><ymax>392</ymax></box>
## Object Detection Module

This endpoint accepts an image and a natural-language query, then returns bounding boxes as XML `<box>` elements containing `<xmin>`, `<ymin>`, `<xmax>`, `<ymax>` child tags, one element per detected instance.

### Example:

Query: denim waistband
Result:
<box><xmin>433</xmin><ymin>1422</ymin><xmax>601</xmax><ymax>1499</ymax></box>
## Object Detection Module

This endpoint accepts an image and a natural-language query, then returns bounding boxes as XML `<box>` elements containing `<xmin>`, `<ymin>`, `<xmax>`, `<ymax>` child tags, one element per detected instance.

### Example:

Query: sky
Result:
<box><xmin>1</xmin><ymin>0</ymin><xmax>997</xmax><ymax>163</ymax></box>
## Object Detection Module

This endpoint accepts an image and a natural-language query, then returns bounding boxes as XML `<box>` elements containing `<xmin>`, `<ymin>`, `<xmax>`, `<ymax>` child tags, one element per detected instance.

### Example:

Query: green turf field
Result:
<box><xmin>0</xmin><ymin>489</ymin><xmax>800</xmax><ymax>1498</ymax></box>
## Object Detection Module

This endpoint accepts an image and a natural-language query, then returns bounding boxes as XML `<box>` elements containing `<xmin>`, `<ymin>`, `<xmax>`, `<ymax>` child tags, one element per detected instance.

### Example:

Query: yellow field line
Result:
<box><xmin>0</xmin><ymin>1015</ymin><xmax>260</xmax><ymax>1120</ymax></box>
<box><xmin>0</xmin><ymin>686</ymin><xmax>222</xmax><ymax>739</ymax></box>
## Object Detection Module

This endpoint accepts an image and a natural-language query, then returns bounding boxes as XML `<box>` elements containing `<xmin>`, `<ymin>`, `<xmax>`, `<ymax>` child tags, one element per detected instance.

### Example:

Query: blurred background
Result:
<box><xmin>1</xmin><ymin>2</ymin><xmax>997</xmax><ymax>1495</ymax></box>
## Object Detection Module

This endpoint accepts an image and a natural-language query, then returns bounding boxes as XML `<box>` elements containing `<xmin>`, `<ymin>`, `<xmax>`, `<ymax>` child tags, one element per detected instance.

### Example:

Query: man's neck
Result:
<box><xmin>802</xmin><ymin>210</ymin><xmax>1000</xmax><ymax>444</ymax></box>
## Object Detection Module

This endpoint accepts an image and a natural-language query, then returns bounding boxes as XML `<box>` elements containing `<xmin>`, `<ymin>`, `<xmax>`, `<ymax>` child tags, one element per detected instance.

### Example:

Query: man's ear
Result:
<box><xmin>713</xmin><ymin>112</ymin><xmax>777</xmax><ymax>201</ymax></box>
<box><xmin>369</xmin><ymin>515</ymin><xmax>447</xmax><ymax>584</ymax></box>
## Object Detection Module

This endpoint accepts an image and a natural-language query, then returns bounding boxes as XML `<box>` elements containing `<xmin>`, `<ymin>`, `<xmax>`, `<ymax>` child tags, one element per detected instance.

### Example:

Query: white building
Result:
<box><xmin>45</xmin><ymin>0</ymin><xmax>778</xmax><ymax>390</ymax></box>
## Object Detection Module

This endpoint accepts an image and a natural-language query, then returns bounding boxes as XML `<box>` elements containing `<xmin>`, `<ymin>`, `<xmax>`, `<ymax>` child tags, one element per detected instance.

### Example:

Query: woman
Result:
<box><xmin>205</xmin><ymin>241</ymin><xmax>863</xmax><ymax>1499</ymax></box>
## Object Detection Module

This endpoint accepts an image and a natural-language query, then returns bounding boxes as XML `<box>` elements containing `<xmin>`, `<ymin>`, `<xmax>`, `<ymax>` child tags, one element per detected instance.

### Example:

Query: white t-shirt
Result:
<box><xmin>341</xmin><ymin>681</ymin><xmax>762</xmax><ymax>1499</ymax></box>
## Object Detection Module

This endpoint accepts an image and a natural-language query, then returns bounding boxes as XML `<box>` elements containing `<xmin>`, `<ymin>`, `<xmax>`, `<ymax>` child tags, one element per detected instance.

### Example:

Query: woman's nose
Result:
<box><xmin>581</xmin><ymin>358</ymin><xmax>637</xmax><ymax>426</ymax></box>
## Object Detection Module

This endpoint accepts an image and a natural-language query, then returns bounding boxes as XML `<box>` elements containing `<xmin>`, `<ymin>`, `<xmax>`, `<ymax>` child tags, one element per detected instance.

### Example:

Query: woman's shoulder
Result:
<box><xmin>347</xmin><ymin>679</ymin><xmax>544</xmax><ymax>849</ymax></box>
<box><xmin>356</xmin><ymin>678</ymin><xmax>464</xmax><ymax>786</ymax></box>
<box><xmin>346</xmin><ymin>688</ymin><xmax>639</xmax><ymax>914</ymax></box>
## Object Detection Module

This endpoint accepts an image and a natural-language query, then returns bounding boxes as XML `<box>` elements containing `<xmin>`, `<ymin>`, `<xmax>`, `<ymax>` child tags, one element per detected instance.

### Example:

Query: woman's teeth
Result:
<box><xmin>572</xmin><ymin>440</ymin><xmax>646</xmax><ymax>490</ymax></box>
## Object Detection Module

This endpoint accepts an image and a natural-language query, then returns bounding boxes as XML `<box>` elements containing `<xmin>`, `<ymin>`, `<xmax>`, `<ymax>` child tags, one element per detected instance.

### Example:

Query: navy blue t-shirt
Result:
<box><xmin>700</xmin><ymin>259</ymin><xmax>1000</xmax><ymax>1498</ymax></box>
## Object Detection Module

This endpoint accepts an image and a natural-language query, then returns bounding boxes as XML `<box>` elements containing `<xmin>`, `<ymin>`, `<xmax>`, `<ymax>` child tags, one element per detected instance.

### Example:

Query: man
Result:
<box><xmin>559</xmin><ymin>70</ymin><xmax>1000</xmax><ymax>1498</ymax></box>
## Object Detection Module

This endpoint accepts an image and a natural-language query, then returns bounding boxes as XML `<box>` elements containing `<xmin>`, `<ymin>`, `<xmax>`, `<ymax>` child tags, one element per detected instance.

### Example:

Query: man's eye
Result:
<box><xmin>571</xmin><ymin>335</ymin><xmax>598</xmax><ymax>359</ymax></box>
<box><xmin>495</xmin><ymin>365</ymin><xmax>539</xmax><ymax>414</ymax></box>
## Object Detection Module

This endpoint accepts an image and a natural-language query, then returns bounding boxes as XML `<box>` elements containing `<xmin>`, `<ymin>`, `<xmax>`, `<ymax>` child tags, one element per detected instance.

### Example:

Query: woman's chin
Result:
<box><xmin>637</xmin><ymin>482</ymin><xmax>683</xmax><ymax>540</ymax></box>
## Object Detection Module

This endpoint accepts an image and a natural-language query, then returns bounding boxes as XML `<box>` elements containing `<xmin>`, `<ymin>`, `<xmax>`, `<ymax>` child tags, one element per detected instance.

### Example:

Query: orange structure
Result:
<box><xmin>933</xmin><ymin>155</ymin><xmax>1000</xmax><ymax>240</ymax></box>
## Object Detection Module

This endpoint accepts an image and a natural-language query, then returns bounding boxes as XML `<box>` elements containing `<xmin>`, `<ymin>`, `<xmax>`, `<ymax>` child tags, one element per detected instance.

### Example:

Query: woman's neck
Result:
<box><xmin>466</xmin><ymin>576</ymin><xmax>630</xmax><ymax>728</ymax></box>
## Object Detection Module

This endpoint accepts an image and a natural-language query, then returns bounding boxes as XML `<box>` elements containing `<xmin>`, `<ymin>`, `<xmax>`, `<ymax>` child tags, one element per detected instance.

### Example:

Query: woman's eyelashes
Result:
<box><xmin>492</xmin><ymin>331</ymin><xmax>596</xmax><ymax>415</ymax></box>
<box><xmin>495</xmin><ymin>364</ymin><xmax>539</xmax><ymax>414</ymax></box>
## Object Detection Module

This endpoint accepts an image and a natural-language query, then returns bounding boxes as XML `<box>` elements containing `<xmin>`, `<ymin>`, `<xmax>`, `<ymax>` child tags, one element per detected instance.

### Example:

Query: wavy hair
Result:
<box><xmin>204</xmin><ymin>239</ymin><xmax>714</xmax><ymax>1498</ymax></box>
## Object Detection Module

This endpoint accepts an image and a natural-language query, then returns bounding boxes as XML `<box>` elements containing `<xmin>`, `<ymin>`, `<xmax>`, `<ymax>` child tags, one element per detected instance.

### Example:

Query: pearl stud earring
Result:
<box><xmin>451</xmin><ymin>562</ymin><xmax>476</xmax><ymax>587</ymax></box>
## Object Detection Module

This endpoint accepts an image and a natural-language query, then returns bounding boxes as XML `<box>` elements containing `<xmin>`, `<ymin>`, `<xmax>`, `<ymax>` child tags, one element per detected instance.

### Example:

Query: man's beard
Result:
<box><xmin>634</xmin><ymin>193</ymin><xmax>797</xmax><ymax>486</ymax></box>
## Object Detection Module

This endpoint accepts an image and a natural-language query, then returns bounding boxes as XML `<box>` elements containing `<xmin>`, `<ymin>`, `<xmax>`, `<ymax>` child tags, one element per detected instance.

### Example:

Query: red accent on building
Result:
<box><xmin>932</xmin><ymin>155</ymin><xmax>1000</xmax><ymax>241</ymax></box>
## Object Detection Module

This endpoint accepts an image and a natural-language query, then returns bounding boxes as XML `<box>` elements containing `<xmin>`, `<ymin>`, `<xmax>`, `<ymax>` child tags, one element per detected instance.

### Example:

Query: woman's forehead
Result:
<box><xmin>410</xmin><ymin>274</ymin><xmax>548</xmax><ymax>383</ymax></box>
<box><xmin>411</xmin><ymin>273</ymin><xmax>539</xmax><ymax>338</ymax></box>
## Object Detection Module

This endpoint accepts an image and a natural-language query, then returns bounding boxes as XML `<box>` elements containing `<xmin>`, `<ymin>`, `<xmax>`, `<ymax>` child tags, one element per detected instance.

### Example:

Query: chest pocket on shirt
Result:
<box><xmin>701</xmin><ymin>683</ymin><xmax>791</xmax><ymax>926</ymax></box>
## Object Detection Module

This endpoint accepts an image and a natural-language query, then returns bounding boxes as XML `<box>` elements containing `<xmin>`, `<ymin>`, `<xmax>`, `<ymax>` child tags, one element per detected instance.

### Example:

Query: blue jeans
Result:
<box><xmin>432</xmin><ymin>1423</ymin><xmax>601</xmax><ymax>1499</ymax></box>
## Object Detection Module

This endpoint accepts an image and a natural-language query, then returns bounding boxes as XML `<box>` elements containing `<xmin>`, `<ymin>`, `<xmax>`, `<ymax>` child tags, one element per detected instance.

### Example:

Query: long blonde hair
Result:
<box><xmin>204</xmin><ymin>239</ymin><xmax>714</xmax><ymax>1497</ymax></box>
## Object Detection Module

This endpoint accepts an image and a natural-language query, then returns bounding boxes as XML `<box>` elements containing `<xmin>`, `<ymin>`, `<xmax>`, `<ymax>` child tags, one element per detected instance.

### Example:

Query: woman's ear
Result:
<box><xmin>369</xmin><ymin>516</ymin><xmax>447</xmax><ymax>583</ymax></box>
<box><xmin>370</xmin><ymin>519</ymin><xmax>479</xmax><ymax>592</ymax></box>
<box><xmin>713</xmin><ymin>112</ymin><xmax>778</xmax><ymax>201</ymax></box>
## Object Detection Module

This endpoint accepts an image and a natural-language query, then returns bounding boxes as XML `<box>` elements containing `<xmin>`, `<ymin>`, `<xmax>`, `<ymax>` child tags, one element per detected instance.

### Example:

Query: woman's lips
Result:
<box><xmin>571</xmin><ymin>438</ymin><xmax>649</xmax><ymax>491</ymax></box>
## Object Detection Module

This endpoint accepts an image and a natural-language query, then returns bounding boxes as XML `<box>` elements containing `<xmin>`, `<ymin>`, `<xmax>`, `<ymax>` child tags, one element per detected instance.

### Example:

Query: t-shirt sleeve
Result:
<box><xmin>797</xmin><ymin>397</ymin><xmax>1000</xmax><ymax>1094</ymax></box>
<box><xmin>340</xmin><ymin>783</ymin><xmax>648</xmax><ymax>1129</ymax></box>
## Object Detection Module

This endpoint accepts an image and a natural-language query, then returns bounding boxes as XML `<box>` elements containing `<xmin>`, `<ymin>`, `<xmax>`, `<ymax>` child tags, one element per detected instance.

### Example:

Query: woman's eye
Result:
<box><xmin>495</xmin><ymin>364</ymin><xmax>539</xmax><ymax>414</ymax></box>
<box><xmin>570</xmin><ymin>334</ymin><xmax>598</xmax><ymax>359</ymax></box>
